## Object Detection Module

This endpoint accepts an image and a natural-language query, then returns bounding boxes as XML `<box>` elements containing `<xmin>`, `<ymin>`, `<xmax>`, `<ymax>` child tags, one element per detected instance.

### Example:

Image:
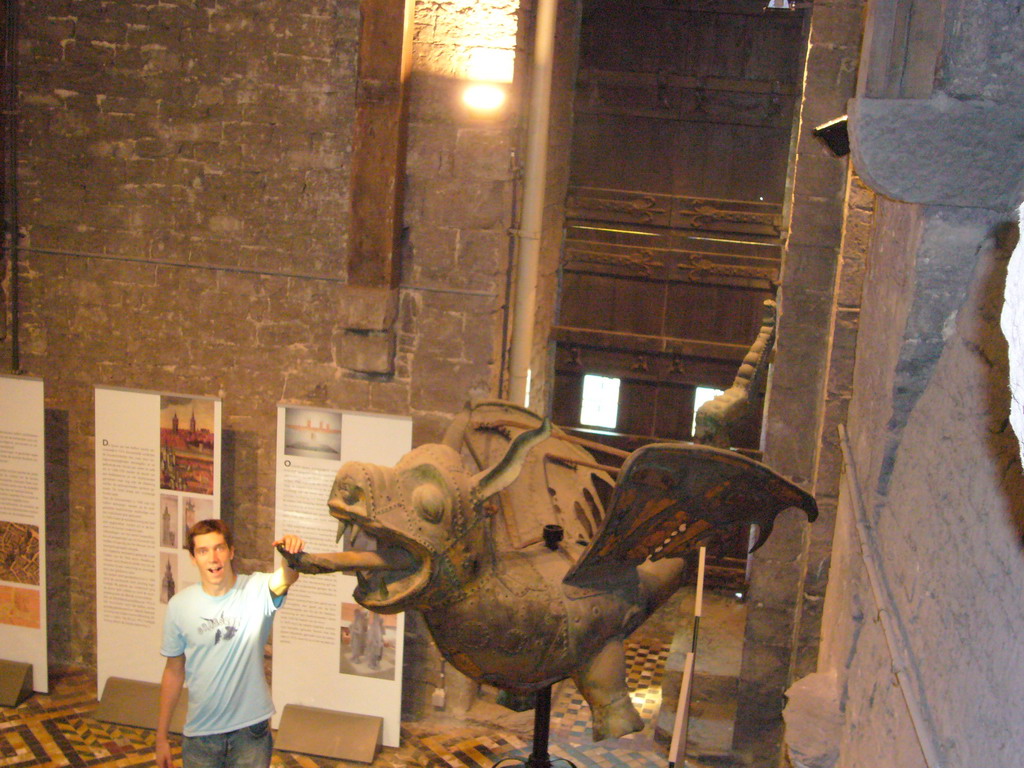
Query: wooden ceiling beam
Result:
<box><xmin>348</xmin><ymin>0</ymin><xmax>414</xmax><ymax>289</ymax></box>
<box><xmin>577</xmin><ymin>67</ymin><xmax>801</xmax><ymax>95</ymax></box>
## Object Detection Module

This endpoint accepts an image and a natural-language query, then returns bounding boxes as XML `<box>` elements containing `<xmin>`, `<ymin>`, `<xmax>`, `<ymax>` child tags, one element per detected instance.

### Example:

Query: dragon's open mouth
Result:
<box><xmin>278</xmin><ymin>509</ymin><xmax>430</xmax><ymax>610</ymax></box>
<box><xmin>325</xmin><ymin>505</ymin><xmax>432</xmax><ymax>611</ymax></box>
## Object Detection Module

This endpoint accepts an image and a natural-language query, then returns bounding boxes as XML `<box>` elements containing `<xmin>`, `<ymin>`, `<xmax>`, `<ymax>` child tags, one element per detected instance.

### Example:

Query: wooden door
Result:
<box><xmin>553</xmin><ymin>0</ymin><xmax>808</xmax><ymax>584</ymax></box>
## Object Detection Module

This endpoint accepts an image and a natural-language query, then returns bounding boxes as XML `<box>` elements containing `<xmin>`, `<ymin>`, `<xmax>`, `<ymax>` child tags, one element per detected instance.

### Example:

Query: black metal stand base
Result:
<box><xmin>493</xmin><ymin>685</ymin><xmax>578</xmax><ymax>768</ymax></box>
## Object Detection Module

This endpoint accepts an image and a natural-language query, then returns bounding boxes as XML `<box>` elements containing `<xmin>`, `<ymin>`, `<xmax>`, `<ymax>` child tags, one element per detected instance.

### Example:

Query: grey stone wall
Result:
<box><xmin>802</xmin><ymin>2</ymin><xmax>1024</xmax><ymax>766</ymax></box>
<box><xmin>5</xmin><ymin>0</ymin><xmax>518</xmax><ymax>717</ymax></box>
<box><xmin>825</xmin><ymin>202</ymin><xmax>1024</xmax><ymax>768</ymax></box>
<box><xmin>734</xmin><ymin>1</ymin><xmax>865</xmax><ymax>762</ymax></box>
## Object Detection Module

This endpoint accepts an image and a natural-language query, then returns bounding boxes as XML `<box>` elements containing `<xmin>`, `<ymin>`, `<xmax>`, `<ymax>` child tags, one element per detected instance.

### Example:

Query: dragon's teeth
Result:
<box><xmin>336</xmin><ymin>520</ymin><xmax>349</xmax><ymax>544</ymax></box>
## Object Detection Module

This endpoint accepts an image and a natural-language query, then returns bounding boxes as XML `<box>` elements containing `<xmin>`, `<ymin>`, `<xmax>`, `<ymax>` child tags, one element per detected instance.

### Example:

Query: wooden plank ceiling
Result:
<box><xmin>553</xmin><ymin>0</ymin><xmax>806</xmax><ymax>450</ymax></box>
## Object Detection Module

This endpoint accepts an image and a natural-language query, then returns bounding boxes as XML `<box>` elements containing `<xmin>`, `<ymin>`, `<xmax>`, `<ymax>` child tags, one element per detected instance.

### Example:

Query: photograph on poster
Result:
<box><xmin>0</xmin><ymin>521</ymin><xmax>40</xmax><ymax>585</ymax></box>
<box><xmin>0</xmin><ymin>584</ymin><xmax>41</xmax><ymax>628</ymax></box>
<box><xmin>180</xmin><ymin>496</ymin><xmax>213</xmax><ymax>548</ymax></box>
<box><xmin>340</xmin><ymin>602</ymin><xmax>397</xmax><ymax>680</ymax></box>
<box><xmin>160</xmin><ymin>494</ymin><xmax>179</xmax><ymax>549</ymax></box>
<box><xmin>159</xmin><ymin>552</ymin><xmax>178</xmax><ymax>604</ymax></box>
<box><xmin>283</xmin><ymin>407</ymin><xmax>342</xmax><ymax>460</ymax></box>
<box><xmin>160</xmin><ymin>396</ymin><xmax>216</xmax><ymax>495</ymax></box>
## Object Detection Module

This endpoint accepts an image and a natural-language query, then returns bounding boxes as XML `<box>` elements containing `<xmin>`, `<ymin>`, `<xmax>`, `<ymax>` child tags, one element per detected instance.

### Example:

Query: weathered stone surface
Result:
<box><xmin>783</xmin><ymin>671</ymin><xmax>841</xmax><ymax>768</ymax></box>
<box><xmin>454</xmin><ymin>127</ymin><xmax>514</xmax><ymax>182</ymax></box>
<box><xmin>782</xmin><ymin>244</ymin><xmax>840</xmax><ymax>294</ymax></box>
<box><xmin>737</xmin><ymin>640</ymin><xmax>791</xmax><ymax>694</ymax></box>
<box><xmin>740</xmin><ymin>4</ymin><xmax>867</xmax><ymax>760</ymax></box>
<box><xmin>787</xmin><ymin>192</ymin><xmax>846</xmax><ymax>249</ymax></box>
<box><xmin>800</xmin><ymin>43</ymin><xmax>860</xmax><ymax>122</ymax></box>
<box><xmin>423</xmin><ymin>179</ymin><xmax>511</xmax><ymax>230</ymax></box>
<box><xmin>825</xmin><ymin>310</ymin><xmax>860</xmax><ymax>398</ymax></box>
<box><xmin>814</xmin><ymin>398</ymin><xmax>848</xmax><ymax>495</ymax></box>
<box><xmin>338</xmin><ymin>285</ymin><xmax>399</xmax><ymax>331</ymax></box>
<box><xmin>849</xmin><ymin>95</ymin><xmax>1024</xmax><ymax>210</ymax></box>
<box><xmin>334</xmin><ymin>329</ymin><xmax>396</xmax><ymax>376</ymax></box>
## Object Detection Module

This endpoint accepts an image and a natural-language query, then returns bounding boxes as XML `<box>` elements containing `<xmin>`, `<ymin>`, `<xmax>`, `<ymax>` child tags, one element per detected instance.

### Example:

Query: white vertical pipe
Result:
<box><xmin>508</xmin><ymin>0</ymin><xmax>558</xmax><ymax>407</ymax></box>
<box><xmin>668</xmin><ymin>546</ymin><xmax>707</xmax><ymax>768</ymax></box>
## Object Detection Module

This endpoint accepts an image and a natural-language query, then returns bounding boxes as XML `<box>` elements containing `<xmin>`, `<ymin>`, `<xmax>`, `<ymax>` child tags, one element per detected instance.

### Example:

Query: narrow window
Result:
<box><xmin>691</xmin><ymin>386</ymin><xmax>724</xmax><ymax>435</ymax></box>
<box><xmin>580</xmin><ymin>374</ymin><xmax>621</xmax><ymax>429</ymax></box>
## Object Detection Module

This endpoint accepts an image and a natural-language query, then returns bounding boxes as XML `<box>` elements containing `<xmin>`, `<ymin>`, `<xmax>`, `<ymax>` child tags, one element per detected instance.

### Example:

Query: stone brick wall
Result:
<box><xmin>5</xmin><ymin>0</ymin><xmax>520</xmax><ymax>717</ymax></box>
<box><xmin>734</xmin><ymin>1</ymin><xmax>865</xmax><ymax>762</ymax></box>
<box><xmin>10</xmin><ymin>0</ymin><xmax>362</xmax><ymax>668</ymax></box>
<box><xmin>826</xmin><ymin>202</ymin><xmax>1024</xmax><ymax>768</ymax></box>
<box><xmin>792</xmin><ymin>2</ymin><xmax>1024</xmax><ymax>767</ymax></box>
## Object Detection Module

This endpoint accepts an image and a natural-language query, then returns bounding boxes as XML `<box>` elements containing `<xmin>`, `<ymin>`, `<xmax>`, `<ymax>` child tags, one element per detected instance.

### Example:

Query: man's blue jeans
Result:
<box><xmin>181</xmin><ymin>719</ymin><xmax>273</xmax><ymax>768</ymax></box>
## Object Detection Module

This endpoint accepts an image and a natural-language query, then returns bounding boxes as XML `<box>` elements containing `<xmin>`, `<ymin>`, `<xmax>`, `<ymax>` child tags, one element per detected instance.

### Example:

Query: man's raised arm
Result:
<box><xmin>270</xmin><ymin>534</ymin><xmax>305</xmax><ymax>596</ymax></box>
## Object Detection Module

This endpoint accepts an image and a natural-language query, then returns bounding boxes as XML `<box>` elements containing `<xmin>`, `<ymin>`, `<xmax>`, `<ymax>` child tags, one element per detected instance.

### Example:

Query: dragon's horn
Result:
<box><xmin>469</xmin><ymin>419</ymin><xmax>552</xmax><ymax>505</ymax></box>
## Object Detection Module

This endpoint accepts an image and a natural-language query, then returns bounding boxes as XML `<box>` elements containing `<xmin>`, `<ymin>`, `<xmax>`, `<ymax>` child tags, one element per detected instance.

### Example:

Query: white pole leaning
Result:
<box><xmin>668</xmin><ymin>546</ymin><xmax>706</xmax><ymax>768</ymax></box>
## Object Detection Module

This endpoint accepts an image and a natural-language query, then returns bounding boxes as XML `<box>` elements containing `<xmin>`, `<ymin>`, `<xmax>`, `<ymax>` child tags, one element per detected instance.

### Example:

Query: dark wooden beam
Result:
<box><xmin>552</xmin><ymin>325</ymin><xmax>749</xmax><ymax>361</ymax></box>
<box><xmin>348</xmin><ymin>0</ymin><xmax>415</xmax><ymax>289</ymax></box>
<box><xmin>577</xmin><ymin>68</ymin><xmax>801</xmax><ymax>96</ymax></box>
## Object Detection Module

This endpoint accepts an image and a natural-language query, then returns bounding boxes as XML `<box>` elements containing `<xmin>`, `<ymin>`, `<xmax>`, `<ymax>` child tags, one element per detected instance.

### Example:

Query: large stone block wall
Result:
<box><xmin>11</xmin><ymin>0</ymin><xmax>363</xmax><ymax>668</ymax></box>
<box><xmin>734</xmin><ymin>1</ymin><xmax>865</xmax><ymax>762</ymax></box>
<box><xmin>801</xmin><ymin>3</ymin><xmax>1024</xmax><ymax>765</ymax></box>
<box><xmin>5</xmin><ymin>0</ymin><xmax>520</xmax><ymax>715</ymax></box>
<box><xmin>824</xmin><ymin>201</ymin><xmax>1024</xmax><ymax>768</ymax></box>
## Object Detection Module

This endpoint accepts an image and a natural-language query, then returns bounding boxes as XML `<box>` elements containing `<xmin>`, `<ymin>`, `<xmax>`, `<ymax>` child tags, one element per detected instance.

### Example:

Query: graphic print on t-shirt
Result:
<box><xmin>198</xmin><ymin>612</ymin><xmax>239</xmax><ymax>645</ymax></box>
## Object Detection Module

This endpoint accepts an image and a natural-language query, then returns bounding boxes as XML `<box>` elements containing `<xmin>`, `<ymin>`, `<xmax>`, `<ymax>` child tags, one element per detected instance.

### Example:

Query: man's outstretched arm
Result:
<box><xmin>156</xmin><ymin>654</ymin><xmax>185</xmax><ymax>768</ymax></box>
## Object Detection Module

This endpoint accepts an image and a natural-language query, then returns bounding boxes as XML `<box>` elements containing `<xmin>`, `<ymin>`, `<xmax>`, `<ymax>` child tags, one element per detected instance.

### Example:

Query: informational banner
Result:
<box><xmin>272</xmin><ymin>407</ymin><xmax>412</xmax><ymax>747</ymax></box>
<box><xmin>95</xmin><ymin>386</ymin><xmax>221</xmax><ymax>692</ymax></box>
<box><xmin>0</xmin><ymin>375</ymin><xmax>48</xmax><ymax>692</ymax></box>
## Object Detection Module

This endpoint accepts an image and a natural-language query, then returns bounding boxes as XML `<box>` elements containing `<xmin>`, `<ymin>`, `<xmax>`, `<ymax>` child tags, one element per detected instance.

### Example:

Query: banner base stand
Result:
<box><xmin>93</xmin><ymin>677</ymin><xmax>187</xmax><ymax>732</ymax></box>
<box><xmin>0</xmin><ymin>660</ymin><xmax>33</xmax><ymax>706</ymax></box>
<box><xmin>275</xmin><ymin>704</ymin><xmax>382</xmax><ymax>763</ymax></box>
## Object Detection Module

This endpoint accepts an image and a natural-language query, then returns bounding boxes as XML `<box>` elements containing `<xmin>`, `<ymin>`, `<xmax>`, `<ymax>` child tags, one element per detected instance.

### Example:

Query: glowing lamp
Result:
<box><xmin>462</xmin><ymin>82</ymin><xmax>507</xmax><ymax>113</ymax></box>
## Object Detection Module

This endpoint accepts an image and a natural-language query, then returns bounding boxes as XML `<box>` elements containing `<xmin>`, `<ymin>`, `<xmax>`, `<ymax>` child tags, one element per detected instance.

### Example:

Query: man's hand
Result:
<box><xmin>271</xmin><ymin>534</ymin><xmax>306</xmax><ymax>595</ymax></box>
<box><xmin>274</xmin><ymin>534</ymin><xmax>305</xmax><ymax>554</ymax></box>
<box><xmin>155</xmin><ymin>734</ymin><xmax>174</xmax><ymax>768</ymax></box>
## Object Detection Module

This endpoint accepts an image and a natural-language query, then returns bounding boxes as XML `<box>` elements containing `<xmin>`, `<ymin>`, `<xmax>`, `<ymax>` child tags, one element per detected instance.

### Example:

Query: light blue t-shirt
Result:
<box><xmin>161</xmin><ymin>572</ymin><xmax>284</xmax><ymax>737</ymax></box>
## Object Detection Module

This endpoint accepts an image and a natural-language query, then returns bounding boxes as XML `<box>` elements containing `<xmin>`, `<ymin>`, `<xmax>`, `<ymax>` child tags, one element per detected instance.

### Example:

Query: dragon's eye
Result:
<box><xmin>412</xmin><ymin>483</ymin><xmax>446</xmax><ymax>524</ymax></box>
<box><xmin>337</xmin><ymin>479</ymin><xmax>363</xmax><ymax>506</ymax></box>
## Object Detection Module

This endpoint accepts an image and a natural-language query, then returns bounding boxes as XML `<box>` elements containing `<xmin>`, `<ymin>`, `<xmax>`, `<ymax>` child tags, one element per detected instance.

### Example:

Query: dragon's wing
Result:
<box><xmin>444</xmin><ymin>399</ymin><xmax>615</xmax><ymax>549</ymax></box>
<box><xmin>564</xmin><ymin>442</ymin><xmax>817</xmax><ymax>585</ymax></box>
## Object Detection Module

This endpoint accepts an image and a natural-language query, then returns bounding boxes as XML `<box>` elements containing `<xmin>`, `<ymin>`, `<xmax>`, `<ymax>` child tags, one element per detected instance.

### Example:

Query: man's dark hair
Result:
<box><xmin>187</xmin><ymin>519</ymin><xmax>233</xmax><ymax>556</ymax></box>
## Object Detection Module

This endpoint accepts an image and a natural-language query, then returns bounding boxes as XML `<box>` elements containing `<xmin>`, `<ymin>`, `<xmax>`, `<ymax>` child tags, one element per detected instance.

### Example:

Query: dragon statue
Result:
<box><xmin>279</xmin><ymin>399</ymin><xmax>816</xmax><ymax>740</ymax></box>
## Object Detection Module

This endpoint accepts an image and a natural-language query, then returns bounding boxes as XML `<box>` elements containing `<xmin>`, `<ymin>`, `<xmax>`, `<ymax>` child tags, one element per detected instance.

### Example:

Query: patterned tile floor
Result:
<box><xmin>0</xmin><ymin>645</ymin><xmax>675</xmax><ymax>768</ymax></box>
<box><xmin>1</xmin><ymin>591</ymin><xmax>748</xmax><ymax>768</ymax></box>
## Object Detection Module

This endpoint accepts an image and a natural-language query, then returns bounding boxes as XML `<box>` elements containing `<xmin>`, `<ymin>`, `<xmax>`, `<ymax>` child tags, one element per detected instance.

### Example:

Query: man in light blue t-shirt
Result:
<box><xmin>155</xmin><ymin>519</ymin><xmax>305</xmax><ymax>768</ymax></box>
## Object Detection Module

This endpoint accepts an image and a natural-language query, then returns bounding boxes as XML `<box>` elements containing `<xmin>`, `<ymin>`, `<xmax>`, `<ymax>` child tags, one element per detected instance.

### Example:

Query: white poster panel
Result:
<box><xmin>95</xmin><ymin>386</ymin><xmax>221</xmax><ymax>693</ymax></box>
<box><xmin>0</xmin><ymin>375</ymin><xmax>48</xmax><ymax>691</ymax></box>
<box><xmin>272</xmin><ymin>407</ymin><xmax>412</xmax><ymax>747</ymax></box>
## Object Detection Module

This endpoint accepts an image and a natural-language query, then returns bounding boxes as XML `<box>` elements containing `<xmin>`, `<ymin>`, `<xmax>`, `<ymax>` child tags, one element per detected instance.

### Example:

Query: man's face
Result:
<box><xmin>191</xmin><ymin>531</ymin><xmax>235</xmax><ymax>593</ymax></box>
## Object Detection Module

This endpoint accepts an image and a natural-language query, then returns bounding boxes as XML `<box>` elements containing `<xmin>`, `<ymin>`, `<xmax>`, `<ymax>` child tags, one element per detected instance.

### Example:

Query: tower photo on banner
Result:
<box><xmin>95</xmin><ymin>386</ymin><xmax>222</xmax><ymax>693</ymax></box>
